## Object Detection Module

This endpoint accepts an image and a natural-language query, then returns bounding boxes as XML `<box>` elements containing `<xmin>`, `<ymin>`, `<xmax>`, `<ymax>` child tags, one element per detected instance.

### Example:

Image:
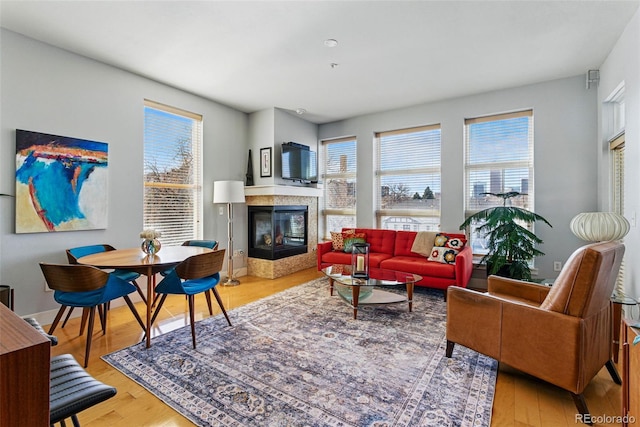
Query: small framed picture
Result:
<box><xmin>260</xmin><ymin>147</ymin><xmax>272</xmax><ymax>177</ymax></box>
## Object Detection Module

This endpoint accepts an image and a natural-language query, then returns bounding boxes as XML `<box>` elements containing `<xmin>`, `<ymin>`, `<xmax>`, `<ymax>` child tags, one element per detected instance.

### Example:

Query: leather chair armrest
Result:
<box><xmin>446</xmin><ymin>286</ymin><xmax>503</xmax><ymax>359</ymax></box>
<box><xmin>487</xmin><ymin>275</ymin><xmax>551</xmax><ymax>305</ymax></box>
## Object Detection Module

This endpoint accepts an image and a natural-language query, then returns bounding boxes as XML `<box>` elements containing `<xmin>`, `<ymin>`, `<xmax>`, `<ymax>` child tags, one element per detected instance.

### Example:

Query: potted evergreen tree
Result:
<box><xmin>459</xmin><ymin>191</ymin><xmax>552</xmax><ymax>281</ymax></box>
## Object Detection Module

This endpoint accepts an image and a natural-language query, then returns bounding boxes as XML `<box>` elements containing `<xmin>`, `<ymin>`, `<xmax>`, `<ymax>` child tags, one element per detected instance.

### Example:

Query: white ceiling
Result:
<box><xmin>1</xmin><ymin>1</ymin><xmax>638</xmax><ymax>124</ymax></box>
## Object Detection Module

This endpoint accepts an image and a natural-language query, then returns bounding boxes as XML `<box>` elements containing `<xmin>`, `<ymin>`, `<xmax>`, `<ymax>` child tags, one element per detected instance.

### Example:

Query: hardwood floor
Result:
<box><xmin>47</xmin><ymin>268</ymin><xmax>623</xmax><ymax>426</ymax></box>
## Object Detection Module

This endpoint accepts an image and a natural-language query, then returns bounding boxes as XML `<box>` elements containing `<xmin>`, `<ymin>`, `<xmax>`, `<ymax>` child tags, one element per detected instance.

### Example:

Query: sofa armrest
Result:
<box><xmin>487</xmin><ymin>275</ymin><xmax>550</xmax><ymax>304</ymax></box>
<box><xmin>317</xmin><ymin>241</ymin><xmax>333</xmax><ymax>270</ymax></box>
<box><xmin>454</xmin><ymin>245</ymin><xmax>473</xmax><ymax>288</ymax></box>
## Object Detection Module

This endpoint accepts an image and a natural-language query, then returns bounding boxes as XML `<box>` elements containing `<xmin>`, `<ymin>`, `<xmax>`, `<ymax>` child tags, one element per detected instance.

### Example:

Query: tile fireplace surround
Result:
<box><xmin>244</xmin><ymin>185</ymin><xmax>321</xmax><ymax>279</ymax></box>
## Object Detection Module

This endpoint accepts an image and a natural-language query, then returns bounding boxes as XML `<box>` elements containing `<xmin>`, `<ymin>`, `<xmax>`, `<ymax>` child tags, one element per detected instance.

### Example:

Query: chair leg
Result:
<box><xmin>571</xmin><ymin>393</ymin><xmax>592</xmax><ymax>425</ymax></box>
<box><xmin>123</xmin><ymin>295</ymin><xmax>146</xmax><ymax>333</ymax></box>
<box><xmin>204</xmin><ymin>290</ymin><xmax>214</xmax><ymax>315</ymax></box>
<box><xmin>48</xmin><ymin>306</ymin><xmax>69</xmax><ymax>335</ymax></box>
<box><xmin>149</xmin><ymin>294</ymin><xmax>169</xmax><ymax>328</ymax></box>
<box><xmin>445</xmin><ymin>340</ymin><xmax>455</xmax><ymax>357</ymax></box>
<box><xmin>84</xmin><ymin>306</ymin><xmax>96</xmax><ymax>368</ymax></box>
<box><xmin>78</xmin><ymin>307</ymin><xmax>90</xmax><ymax>336</ymax></box>
<box><xmin>188</xmin><ymin>295</ymin><xmax>197</xmax><ymax>349</ymax></box>
<box><xmin>605</xmin><ymin>359</ymin><xmax>622</xmax><ymax>384</ymax></box>
<box><xmin>210</xmin><ymin>287</ymin><xmax>232</xmax><ymax>326</ymax></box>
<box><xmin>60</xmin><ymin>306</ymin><xmax>75</xmax><ymax>328</ymax></box>
<box><xmin>71</xmin><ymin>414</ymin><xmax>81</xmax><ymax>427</ymax></box>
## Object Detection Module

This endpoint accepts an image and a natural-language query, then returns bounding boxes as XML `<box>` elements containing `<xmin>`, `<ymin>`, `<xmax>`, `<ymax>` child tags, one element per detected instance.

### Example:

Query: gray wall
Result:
<box><xmin>318</xmin><ymin>75</ymin><xmax>598</xmax><ymax>280</ymax></box>
<box><xmin>598</xmin><ymin>7</ymin><xmax>640</xmax><ymax>299</ymax></box>
<box><xmin>0</xmin><ymin>30</ymin><xmax>248</xmax><ymax>316</ymax></box>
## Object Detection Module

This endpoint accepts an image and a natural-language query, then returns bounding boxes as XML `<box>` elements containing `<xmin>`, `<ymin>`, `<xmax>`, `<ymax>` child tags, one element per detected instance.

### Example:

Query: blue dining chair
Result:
<box><xmin>154</xmin><ymin>240</ymin><xmax>220</xmax><ymax>306</ymax></box>
<box><xmin>65</xmin><ymin>244</ymin><xmax>146</xmax><ymax>333</ymax></box>
<box><xmin>66</xmin><ymin>244</ymin><xmax>146</xmax><ymax>303</ymax></box>
<box><xmin>150</xmin><ymin>250</ymin><xmax>231</xmax><ymax>348</ymax></box>
<box><xmin>40</xmin><ymin>263</ymin><xmax>146</xmax><ymax>367</ymax></box>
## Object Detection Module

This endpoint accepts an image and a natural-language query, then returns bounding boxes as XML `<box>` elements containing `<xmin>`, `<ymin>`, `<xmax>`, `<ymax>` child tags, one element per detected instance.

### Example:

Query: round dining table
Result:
<box><xmin>76</xmin><ymin>246</ymin><xmax>212</xmax><ymax>348</ymax></box>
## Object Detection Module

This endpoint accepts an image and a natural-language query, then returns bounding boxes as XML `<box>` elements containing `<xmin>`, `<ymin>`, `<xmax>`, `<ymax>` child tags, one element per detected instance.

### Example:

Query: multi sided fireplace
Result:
<box><xmin>248</xmin><ymin>205</ymin><xmax>308</xmax><ymax>260</ymax></box>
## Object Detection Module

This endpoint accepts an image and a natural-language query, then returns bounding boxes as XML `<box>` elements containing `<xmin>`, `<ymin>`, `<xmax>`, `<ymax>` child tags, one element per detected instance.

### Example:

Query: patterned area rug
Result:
<box><xmin>103</xmin><ymin>278</ymin><xmax>497</xmax><ymax>426</ymax></box>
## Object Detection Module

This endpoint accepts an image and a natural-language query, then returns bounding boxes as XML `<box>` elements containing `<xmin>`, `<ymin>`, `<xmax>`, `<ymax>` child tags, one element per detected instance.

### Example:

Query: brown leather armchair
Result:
<box><xmin>446</xmin><ymin>241</ymin><xmax>625</xmax><ymax>423</ymax></box>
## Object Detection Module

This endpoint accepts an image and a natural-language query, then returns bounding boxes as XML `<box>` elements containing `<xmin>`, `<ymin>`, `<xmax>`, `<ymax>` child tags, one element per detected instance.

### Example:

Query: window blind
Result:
<box><xmin>143</xmin><ymin>100</ymin><xmax>203</xmax><ymax>246</ymax></box>
<box><xmin>464</xmin><ymin>110</ymin><xmax>533</xmax><ymax>254</ymax></box>
<box><xmin>375</xmin><ymin>124</ymin><xmax>441</xmax><ymax>231</ymax></box>
<box><xmin>610</xmin><ymin>132</ymin><xmax>625</xmax><ymax>295</ymax></box>
<box><xmin>321</xmin><ymin>136</ymin><xmax>357</xmax><ymax>234</ymax></box>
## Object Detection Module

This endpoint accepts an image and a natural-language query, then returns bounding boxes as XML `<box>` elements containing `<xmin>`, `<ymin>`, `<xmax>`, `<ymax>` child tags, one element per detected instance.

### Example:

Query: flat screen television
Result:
<box><xmin>281</xmin><ymin>142</ymin><xmax>317</xmax><ymax>183</ymax></box>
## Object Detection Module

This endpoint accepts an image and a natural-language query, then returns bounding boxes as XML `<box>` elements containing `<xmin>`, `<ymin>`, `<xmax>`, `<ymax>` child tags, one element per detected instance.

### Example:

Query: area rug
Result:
<box><xmin>103</xmin><ymin>278</ymin><xmax>497</xmax><ymax>426</ymax></box>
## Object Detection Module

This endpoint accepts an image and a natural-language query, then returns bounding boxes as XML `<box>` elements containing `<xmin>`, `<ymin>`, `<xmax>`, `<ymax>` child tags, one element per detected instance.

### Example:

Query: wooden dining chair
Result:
<box><xmin>150</xmin><ymin>250</ymin><xmax>231</xmax><ymax>348</ymax></box>
<box><xmin>40</xmin><ymin>263</ymin><xmax>146</xmax><ymax>367</ymax></box>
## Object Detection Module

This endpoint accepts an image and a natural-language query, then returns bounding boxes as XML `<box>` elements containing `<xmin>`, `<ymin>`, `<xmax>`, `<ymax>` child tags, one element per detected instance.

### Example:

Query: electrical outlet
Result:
<box><xmin>553</xmin><ymin>261</ymin><xmax>562</xmax><ymax>272</ymax></box>
<box><xmin>218</xmin><ymin>206</ymin><xmax>224</xmax><ymax>215</ymax></box>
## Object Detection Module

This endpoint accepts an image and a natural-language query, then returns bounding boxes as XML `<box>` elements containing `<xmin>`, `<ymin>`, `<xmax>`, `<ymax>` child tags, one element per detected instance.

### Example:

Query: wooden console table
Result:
<box><xmin>0</xmin><ymin>303</ymin><xmax>50</xmax><ymax>426</ymax></box>
<box><xmin>622</xmin><ymin>318</ymin><xmax>640</xmax><ymax>426</ymax></box>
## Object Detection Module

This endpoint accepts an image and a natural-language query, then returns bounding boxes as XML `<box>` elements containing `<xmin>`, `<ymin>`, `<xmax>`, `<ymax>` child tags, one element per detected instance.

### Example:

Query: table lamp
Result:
<box><xmin>213</xmin><ymin>180</ymin><xmax>245</xmax><ymax>286</ymax></box>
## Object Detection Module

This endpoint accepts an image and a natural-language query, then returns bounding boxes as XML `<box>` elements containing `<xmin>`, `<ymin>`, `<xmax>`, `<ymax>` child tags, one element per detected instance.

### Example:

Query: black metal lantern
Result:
<box><xmin>351</xmin><ymin>242</ymin><xmax>370</xmax><ymax>280</ymax></box>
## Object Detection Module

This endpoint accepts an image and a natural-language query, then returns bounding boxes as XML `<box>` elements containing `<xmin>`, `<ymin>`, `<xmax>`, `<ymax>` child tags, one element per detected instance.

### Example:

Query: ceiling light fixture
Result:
<box><xmin>330</xmin><ymin>63</ymin><xmax>339</xmax><ymax>69</ymax></box>
<box><xmin>324</xmin><ymin>39</ymin><xmax>338</xmax><ymax>48</ymax></box>
<box><xmin>296</xmin><ymin>108</ymin><xmax>306</xmax><ymax>115</ymax></box>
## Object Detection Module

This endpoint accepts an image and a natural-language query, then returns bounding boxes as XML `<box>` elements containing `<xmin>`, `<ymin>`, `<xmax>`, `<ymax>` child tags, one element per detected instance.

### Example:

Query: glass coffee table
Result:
<box><xmin>321</xmin><ymin>264</ymin><xmax>421</xmax><ymax>319</ymax></box>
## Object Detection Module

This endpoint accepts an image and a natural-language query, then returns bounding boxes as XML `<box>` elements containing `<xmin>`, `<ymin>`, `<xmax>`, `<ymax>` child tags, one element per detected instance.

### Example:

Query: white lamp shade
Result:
<box><xmin>569</xmin><ymin>212</ymin><xmax>630</xmax><ymax>242</ymax></box>
<box><xmin>213</xmin><ymin>180</ymin><xmax>245</xmax><ymax>204</ymax></box>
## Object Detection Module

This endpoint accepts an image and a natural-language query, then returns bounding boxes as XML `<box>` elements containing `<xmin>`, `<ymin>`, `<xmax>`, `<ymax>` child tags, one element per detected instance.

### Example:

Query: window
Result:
<box><xmin>321</xmin><ymin>137</ymin><xmax>357</xmax><ymax>235</ymax></box>
<box><xmin>375</xmin><ymin>124</ymin><xmax>441</xmax><ymax>231</ymax></box>
<box><xmin>143</xmin><ymin>100</ymin><xmax>203</xmax><ymax>246</ymax></box>
<box><xmin>464</xmin><ymin>110</ymin><xmax>534</xmax><ymax>254</ymax></box>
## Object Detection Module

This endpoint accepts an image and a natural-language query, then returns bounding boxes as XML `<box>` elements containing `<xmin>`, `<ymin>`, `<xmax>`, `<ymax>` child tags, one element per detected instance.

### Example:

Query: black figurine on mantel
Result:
<box><xmin>246</xmin><ymin>149</ymin><xmax>254</xmax><ymax>186</ymax></box>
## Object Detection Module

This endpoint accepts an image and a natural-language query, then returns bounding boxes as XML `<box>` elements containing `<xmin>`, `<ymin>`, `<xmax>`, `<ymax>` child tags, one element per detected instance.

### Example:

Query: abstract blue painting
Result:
<box><xmin>15</xmin><ymin>130</ymin><xmax>108</xmax><ymax>233</ymax></box>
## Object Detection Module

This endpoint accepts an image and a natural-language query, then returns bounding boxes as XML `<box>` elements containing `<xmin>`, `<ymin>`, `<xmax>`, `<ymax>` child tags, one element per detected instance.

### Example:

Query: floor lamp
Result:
<box><xmin>213</xmin><ymin>180</ymin><xmax>245</xmax><ymax>286</ymax></box>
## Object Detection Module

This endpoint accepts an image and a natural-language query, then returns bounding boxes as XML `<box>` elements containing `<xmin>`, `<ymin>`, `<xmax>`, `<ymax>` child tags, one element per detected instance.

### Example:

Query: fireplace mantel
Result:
<box><xmin>244</xmin><ymin>184</ymin><xmax>322</xmax><ymax>198</ymax></box>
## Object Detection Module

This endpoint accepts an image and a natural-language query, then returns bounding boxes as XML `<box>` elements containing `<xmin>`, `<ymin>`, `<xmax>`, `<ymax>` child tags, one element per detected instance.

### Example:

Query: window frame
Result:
<box><xmin>143</xmin><ymin>99</ymin><xmax>203</xmax><ymax>246</ymax></box>
<box><xmin>463</xmin><ymin>110</ymin><xmax>534</xmax><ymax>255</ymax></box>
<box><xmin>375</xmin><ymin>124</ymin><xmax>442</xmax><ymax>231</ymax></box>
<box><xmin>320</xmin><ymin>136</ymin><xmax>357</xmax><ymax>237</ymax></box>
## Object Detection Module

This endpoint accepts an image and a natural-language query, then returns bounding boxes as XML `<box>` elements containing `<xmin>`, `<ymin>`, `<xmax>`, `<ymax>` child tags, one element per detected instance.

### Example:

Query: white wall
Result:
<box><xmin>598</xmin><ymin>8</ymin><xmax>640</xmax><ymax>299</ymax></box>
<box><xmin>319</xmin><ymin>76</ymin><xmax>598</xmax><ymax>280</ymax></box>
<box><xmin>0</xmin><ymin>30</ymin><xmax>249</xmax><ymax>316</ymax></box>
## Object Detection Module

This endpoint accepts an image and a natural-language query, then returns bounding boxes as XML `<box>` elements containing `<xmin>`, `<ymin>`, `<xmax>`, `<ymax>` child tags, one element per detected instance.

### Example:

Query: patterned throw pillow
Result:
<box><xmin>330</xmin><ymin>229</ymin><xmax>356</xmax><ymax>251</ymax></box>
<box><xmin>433</xmin><ymin>233</ymin><xmax>466</xmax><ymax>250</ymax></box>
<box><xmin>330</xmin><ymin>231</ymin><xmax>345</xmax><ymax>251</ymax></box>
<box><xmin>427</xmin><ymin>246</ymin><xmax>459</xmax><ymax>264</ymax></box>
<box><xmin>343</xmin><ymin>233</ymin><xmax>366</xmax><ymax>253</ymax></box>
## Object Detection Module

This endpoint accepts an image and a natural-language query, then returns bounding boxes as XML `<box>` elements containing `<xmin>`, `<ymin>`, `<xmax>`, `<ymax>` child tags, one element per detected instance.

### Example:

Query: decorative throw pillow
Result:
<box><xmin>427</xmin><ymin>246</ymin><xmax>459</xmax><ymax>264</ymax></box>
<box><xmin>330</xmin><ymin>229</ymin><xmax>356</xmax><ymax>251</ymax></box>
<box><xmin>434</xmin><ymin>233</ymin><xmax>466</xmax><ymax>250</ymax></box>
<box><xmin>343</xmin><ymin>233</ymin><xmax>366</xmax><ymax>253</ymax></box>
<box><xmin>330</xmin><ymin>231</ymin><xmax>345</xmax><ymax>251</ymax></box>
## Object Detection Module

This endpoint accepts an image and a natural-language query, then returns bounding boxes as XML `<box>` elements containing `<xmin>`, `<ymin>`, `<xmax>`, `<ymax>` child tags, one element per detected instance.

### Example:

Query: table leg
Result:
<box><xmin>407</xmin><ymin>281</ymin><xmax>414</xmax><ymax>312</ymax></box>
<box><xmin>613</xmin><ymin>301</ymin><xmax>622</xmax><ymax>363</ymax></box>
<box><xmin>329</xmin><ymin>278</ymin><xmax>334</xmax><ymax>296</ymax></box>
<box><xmin>352</xmin><ymin>285</ymin><xmax>360</xmax><ymax>320</ymax></box>
<box><xmin>145</xmin><ymin>267</ymin><xmax>153</xmax><ymax>348</ymax></box>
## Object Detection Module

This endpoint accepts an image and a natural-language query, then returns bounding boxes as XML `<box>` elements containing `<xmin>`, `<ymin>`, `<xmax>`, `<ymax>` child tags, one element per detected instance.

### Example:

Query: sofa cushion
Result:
<box><xmin>380</xmin><ymin>256</ymin><xmax>456</xmax><ymax>279</ymax></box>
<box><xmin>320</xmin><ymin>250</ymin><xmax>391</xmax><ymax>268</ymax></box>
<box><xmin>349</xmin><ymin>228</ymin><xmax>396</xmax><ymax>255</ymax></box>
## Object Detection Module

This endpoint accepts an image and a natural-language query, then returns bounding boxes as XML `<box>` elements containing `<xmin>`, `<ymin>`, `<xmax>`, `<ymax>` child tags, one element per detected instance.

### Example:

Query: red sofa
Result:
<box><xmin>317</xmin><ymin>228</ymin><xmax>473</xmax><ymax>293</ymax></box>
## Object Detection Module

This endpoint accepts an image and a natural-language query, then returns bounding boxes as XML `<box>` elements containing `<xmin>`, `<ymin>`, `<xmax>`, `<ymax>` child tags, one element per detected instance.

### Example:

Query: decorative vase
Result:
<box><xmin>141</xmin><ymin>238</ymin><xmax>161</xmax><ymax>256</ymax></box>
